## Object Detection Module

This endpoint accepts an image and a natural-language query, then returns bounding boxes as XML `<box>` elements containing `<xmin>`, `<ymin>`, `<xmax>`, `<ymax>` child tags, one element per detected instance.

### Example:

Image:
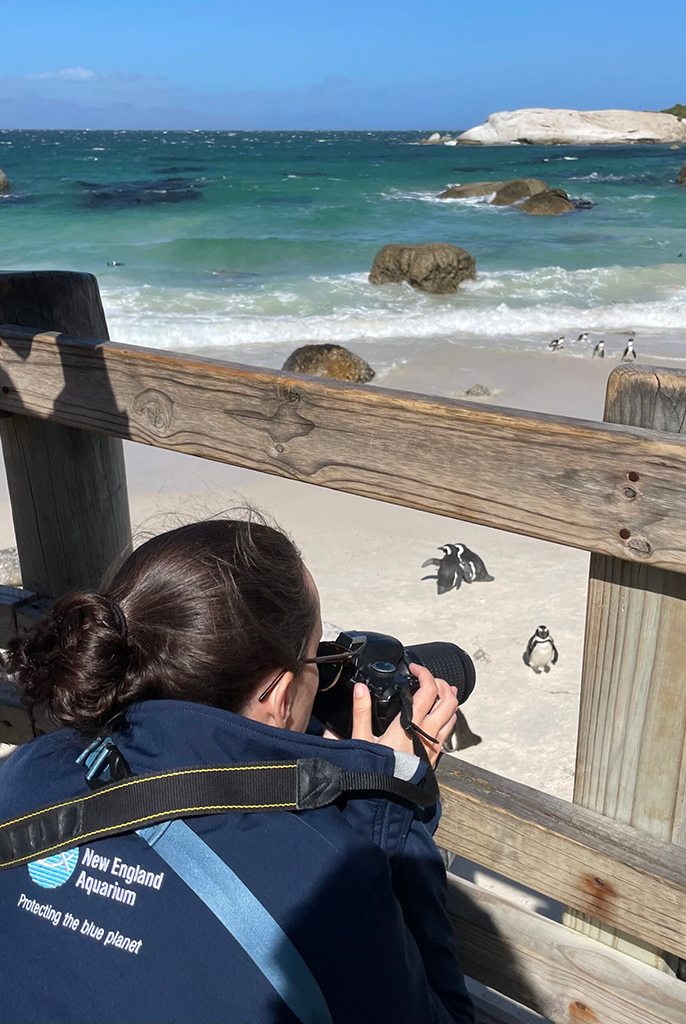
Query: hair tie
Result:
<box><xmin>109</xmin><ymin>601</ymin><xmax>128</xmax><ymax>640</ymax></box>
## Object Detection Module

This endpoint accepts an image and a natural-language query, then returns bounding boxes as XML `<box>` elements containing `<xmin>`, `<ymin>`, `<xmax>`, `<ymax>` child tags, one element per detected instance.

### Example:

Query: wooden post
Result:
<box><xmin>0</xmin><ymin>271</ymin><xmax>131</xmax><ymax>596</ymax></box>
<box><xmin>567</xmin><ymin>364</ymin><xmax>686</xmax><ymax>972</ymax></box>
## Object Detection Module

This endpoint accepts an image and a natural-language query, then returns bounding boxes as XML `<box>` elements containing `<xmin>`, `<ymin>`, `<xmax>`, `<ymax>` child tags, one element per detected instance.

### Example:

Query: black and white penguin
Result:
<box><xmin>548</xmin><ymin>336</ymin><xmax>565</xmax><ymax>351</ymax></box>
<box><xmin>524</xmin><ymin>625</ymin><xmax>558</xmax><ymax>673</ymax></box>
<box><xmin>622</xmin><ymin>338</ymin><xmax>636</xmax><ymax>361</ymax></box>
<box><xmin>454</xmin><ymin>543</ymin><xmax>494</xmax><ymax>583</ymax></box>
<box><xmin>421</xmin><ymin>544</ymin><xmax>463</xmax><ymax>595</ymax></box>
<box><xmin>593</xmin><ymin>340</ymin><xmax>605</xmax><ymax>358</ymax></box>
<box><xmin>577</xmin><ymin>332</ymin><xmax>589</xmax><ymax>343</ymax></box>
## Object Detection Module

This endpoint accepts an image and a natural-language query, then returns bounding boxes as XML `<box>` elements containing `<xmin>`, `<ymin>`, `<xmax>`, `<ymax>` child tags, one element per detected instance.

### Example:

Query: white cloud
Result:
<box><xmin>27</xmin><ymin>67</ymin><xmax>97</xmax><ymax>81</ymax></box>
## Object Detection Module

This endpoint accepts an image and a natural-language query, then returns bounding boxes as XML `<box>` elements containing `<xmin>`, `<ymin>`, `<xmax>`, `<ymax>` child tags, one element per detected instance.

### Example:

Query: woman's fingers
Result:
<box><xmin>426</xmin><ymin>677</ymin><xmax>459</xmax><ymax>726</ymax></box>
<box><xmin>408</xmin><ymin>664</ymin><xmax>441</xmax><ymax>718</ymax></box>
<box><xmin>350</xmin><ymin>682</ymin><xmax>374</xmax><ymax>743</ymax></box>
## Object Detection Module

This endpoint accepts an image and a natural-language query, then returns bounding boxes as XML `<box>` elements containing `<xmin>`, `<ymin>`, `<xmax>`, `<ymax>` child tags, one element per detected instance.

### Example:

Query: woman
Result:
<box><xmin>0</xmin><ymin>517</ymin><xmax>473</xmax><ymax>1024</ymax></box>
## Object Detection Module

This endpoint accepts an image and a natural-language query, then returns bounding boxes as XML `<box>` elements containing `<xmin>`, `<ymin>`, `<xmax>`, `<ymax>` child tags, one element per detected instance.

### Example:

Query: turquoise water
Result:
<box><xmin>1</xmin><ymin>129</ymin><xmax>684</xmax><ymax>362</ymax></box>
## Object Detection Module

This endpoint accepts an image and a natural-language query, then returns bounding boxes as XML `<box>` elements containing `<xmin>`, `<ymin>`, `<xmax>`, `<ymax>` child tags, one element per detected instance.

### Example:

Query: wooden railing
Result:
<box><xmin>1</xmin><ymin>271</ymin><xmax>685</xmax><ymax>1024</ymax></box>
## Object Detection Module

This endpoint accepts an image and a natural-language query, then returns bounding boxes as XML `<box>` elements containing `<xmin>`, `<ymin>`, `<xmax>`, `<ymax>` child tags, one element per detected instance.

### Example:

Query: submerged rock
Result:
<box><xmin>490</xmin><ymin>178</ymin><xmax>549</xmax><ymax>206</ymax></box>
<box><xmin>677</xmin><ymin>161</ymin><xmax>686</xmax><ymax>185</ymax></box>
<box><xmin>369</xmin><ymin>242</ymin><xmax>476</xmax><ymax>294</ymax></box>
<box><xmin>282</xmin><ymin>344</ymin><xmax>375</xmax><ymax>383</ymax></box>
<box><xmin>0</xmin><ymin>169</ymin><xmax>9</xmax><ymax>194</ymax></box>
<box><xmin>79</xmin><ymin>177</ymin><xmax>203</xmax><ymax>208</ymax></box>
<box><xmin>437</xmin><ymin>181</ymin><xmax>504</xmax><ymax>199</ymax></box>
<box><xmin>457</xmin><ymin>108</ymin><xmax>686</xmax><ymax>145</ymax></box>
<box><xmin>520</xmin><ymin>188</ymin><xmax>574</xmax><ymax>215</ymax></box>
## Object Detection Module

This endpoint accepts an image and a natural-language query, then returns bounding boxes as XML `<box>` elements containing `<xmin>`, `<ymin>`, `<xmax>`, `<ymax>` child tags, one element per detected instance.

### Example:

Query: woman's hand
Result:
<box><xmin>351</xmin><ymin>663</ymin><xmax>458</xmax><ymax>768</ymax></box>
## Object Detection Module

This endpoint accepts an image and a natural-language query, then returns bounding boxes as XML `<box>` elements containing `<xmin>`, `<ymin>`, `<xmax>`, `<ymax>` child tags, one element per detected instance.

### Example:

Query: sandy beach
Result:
<box><xmin>0</xmin><ymin>339</ymin><xmax>649</xmax><ymax>800</ymax></box>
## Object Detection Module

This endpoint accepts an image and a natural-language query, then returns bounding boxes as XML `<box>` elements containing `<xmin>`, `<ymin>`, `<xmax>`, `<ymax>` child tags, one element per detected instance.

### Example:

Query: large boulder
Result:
<box><xmin>0</xmin><ymin>169</ymin><xmax>8</xmax><ymax>194</ymax></box>
<box><xmin>282</xmin><ymin>344</ymin><xmax>375</xmax><ymax>383</ymax></box>
<box><xmin>677</xmin><ymin>161</ymin><xmax>686</xmax><ymax>185</ymax></box>
<box><xmin>457</xmin><ymin>108</ymin><xmax>686</xmax><ymax>145</ymax></box>
<box><xmin>437</xmin><ymin>181</ymin><xmax>504</xmax><ymax>199</ymax></box>
<box><xmin>519</xmin><ymin>188</ymin><xmax>574</xmax><ymax>215</ymax></box>
<box><xmin>490</xmin><ymin>178</ymin><xmax>549</xmax><ymax>206</ymax></box>
<box><xmin>369</xmin><ymin>243</ymin><xmax>476</xmax><ymax>294</ymax></box>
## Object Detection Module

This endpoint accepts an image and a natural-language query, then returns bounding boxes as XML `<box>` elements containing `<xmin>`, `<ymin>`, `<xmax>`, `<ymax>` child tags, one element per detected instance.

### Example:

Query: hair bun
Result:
<box><xmin>4</xmin><ymin>592</ymin><xmax>135</xmax><ymax>731</ymax></box>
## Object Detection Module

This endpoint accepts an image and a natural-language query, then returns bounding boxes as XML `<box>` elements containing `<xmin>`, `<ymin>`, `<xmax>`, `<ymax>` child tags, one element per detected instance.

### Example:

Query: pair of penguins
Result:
<box><xmin>422</xmin><ymin>543</ymin><xmax>493</xmax><ymax>595</ymax></box>
<box><xmin>423</xmin><ymin>544</ymin><xmax>492</xmax><ymax>755</ymax></box>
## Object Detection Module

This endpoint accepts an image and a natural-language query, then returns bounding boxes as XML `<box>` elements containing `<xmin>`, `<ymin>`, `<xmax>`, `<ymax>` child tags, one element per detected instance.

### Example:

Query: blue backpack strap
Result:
<box><xmin>138</xmin><ymin>819</ymin><xmax>333</xmax><ymax>1024</ymax></box>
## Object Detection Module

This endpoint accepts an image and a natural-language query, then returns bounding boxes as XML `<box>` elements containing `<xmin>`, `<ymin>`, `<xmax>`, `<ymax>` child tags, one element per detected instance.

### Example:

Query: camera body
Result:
<box><xmin>313</xmin><ymin>630</ymin><xmax>475</xmax><ymax>739</ymax></box>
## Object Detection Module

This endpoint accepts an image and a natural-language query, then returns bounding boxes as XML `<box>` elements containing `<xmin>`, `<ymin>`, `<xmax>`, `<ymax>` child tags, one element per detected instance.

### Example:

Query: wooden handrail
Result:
<box><xmin>3</xmin><ymin>326</ymin><xmax>686</xmax><ymax>572</ymax></box>
<box><xmin>448</xmin><ymin>876</ymin><xmax>686</xmax><ymax>1024</ymax></box>
<box><xmin>435</xmin><ymin>759</ymin><xmax>686</xmax><ymax>960</ymax></box>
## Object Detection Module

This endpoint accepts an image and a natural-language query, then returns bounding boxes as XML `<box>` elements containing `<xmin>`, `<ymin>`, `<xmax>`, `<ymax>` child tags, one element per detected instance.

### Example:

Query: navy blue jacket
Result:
<box><xmin>0</xmin><ymin>700</ymin><xmax>473</xmax><ymax>1024</ymax></box>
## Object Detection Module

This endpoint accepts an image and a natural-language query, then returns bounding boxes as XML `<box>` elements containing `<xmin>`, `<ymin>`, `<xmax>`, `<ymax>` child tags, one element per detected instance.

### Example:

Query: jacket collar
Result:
<box><xmin>113</xmin><ymin>699</ymin><xmax>399</xmax><ymax>779</ymax></box>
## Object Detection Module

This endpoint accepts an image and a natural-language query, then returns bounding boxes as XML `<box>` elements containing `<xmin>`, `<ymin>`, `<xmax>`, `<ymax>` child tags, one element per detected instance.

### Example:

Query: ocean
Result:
<box><xmin>1</xmin><ymin>128</ymin><xmax>685</xmax><ymax>376</ymax></box>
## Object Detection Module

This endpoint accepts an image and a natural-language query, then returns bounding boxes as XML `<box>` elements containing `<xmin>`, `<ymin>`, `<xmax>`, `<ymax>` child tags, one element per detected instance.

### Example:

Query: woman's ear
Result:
<box><xmin>243</xmin><ymin>670</ymin><xmax>295</xmax><ymax>729</ymax></box>
<box><xmin>268</xmin><ymin>671</ymin><xmax>295</xmax><ymax>729</ymax></box>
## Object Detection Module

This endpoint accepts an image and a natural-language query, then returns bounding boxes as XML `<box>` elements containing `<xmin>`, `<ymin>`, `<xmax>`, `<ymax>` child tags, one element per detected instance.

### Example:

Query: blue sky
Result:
<box><xmin>2</xmin><ymin>0</ymin><xmax>683</xmax><ymax>129</ymax></box>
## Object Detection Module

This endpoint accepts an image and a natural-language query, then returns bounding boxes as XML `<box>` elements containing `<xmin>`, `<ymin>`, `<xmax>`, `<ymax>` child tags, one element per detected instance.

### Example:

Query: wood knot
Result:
<box><xmin>278</xmin><ymin>385</ymin><xmax>302</xmax><ymax>404</ymax></box>
<box><xmin>628</xmin><ymin>536</ymin><xmax>652</xmax><ymax>557</ymax></box>
<box><xmin>569</xmin><ymin>1000</ymin><xmax>599</xmax><ymax>1023</ymax></box>
<box><xmin>132</xmin><ymin>389</ymin><xmax>174</xmax><ymax>434</ymax></box>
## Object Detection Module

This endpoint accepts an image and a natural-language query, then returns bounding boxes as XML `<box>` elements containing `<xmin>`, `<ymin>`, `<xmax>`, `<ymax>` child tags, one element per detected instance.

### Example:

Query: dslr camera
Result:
<box><xmin>312</xmin><ymin>630</ymin><xmax>475</xmax><ymax>739</ymax></box>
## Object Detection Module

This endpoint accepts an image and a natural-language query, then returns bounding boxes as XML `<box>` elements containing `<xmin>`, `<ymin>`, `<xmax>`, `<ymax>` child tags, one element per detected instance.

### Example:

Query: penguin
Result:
<box><xmin>107</xmin><ymin>260</ymin><xmax>125</xmax><ymax>267</ymax></box>
<box><xmin>592</xmin><ymin>340</ymin><xmax>605</xmax><ymax>358</ymax></box>
<box><xmin>622</xmin><ymin>338</ymin><xmax>636</xmax><ymax>361</ymax></box>
<box><xmin>577</xmin><ymin>333</ymin><xmax>589</xmax><ymax>343</ymax></box>
<box><xmin>421</xmin><ymin>544</ymin><xmax>463</xmax><ymax>595</ymax></box>
<box><xmin>524</xmin><ymin>625</ymin><xmax>558</xmax><ymax>673</ymax></box>
<box><xmin>548</xmin><ymin>336</ymin><xmax>565</xmax><ymax>351</ymax></box>
<box><xmin>442</xmin><ymin>709</ymin><xmax>482</xmax><ymax>753</ymax></box>
<box><xmin>454</xmin><ymin>543</ymin><xmax>494</xmax><ymax>583</ymax></box>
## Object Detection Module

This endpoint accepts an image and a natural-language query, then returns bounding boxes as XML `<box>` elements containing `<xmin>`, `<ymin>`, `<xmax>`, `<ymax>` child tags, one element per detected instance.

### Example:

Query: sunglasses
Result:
<box><xmin>258</xmin><ymin>638</ymin><xmax>364</xmax><ymax>703</ymax></box>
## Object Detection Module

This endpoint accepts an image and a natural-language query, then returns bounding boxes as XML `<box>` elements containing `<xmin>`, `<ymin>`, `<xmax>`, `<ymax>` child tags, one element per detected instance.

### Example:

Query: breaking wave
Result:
<box><xmin>101</xmin><ymin>261</ymin><xmax>686</xmax><ymax>355</ymax></box>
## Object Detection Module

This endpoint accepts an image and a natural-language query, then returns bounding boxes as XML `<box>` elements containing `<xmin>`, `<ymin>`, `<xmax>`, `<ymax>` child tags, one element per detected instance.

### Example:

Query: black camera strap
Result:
<box><xmin>0</xmin><ymin>756</ymin><xmax>439</xmax><ymax>871</ymax></box>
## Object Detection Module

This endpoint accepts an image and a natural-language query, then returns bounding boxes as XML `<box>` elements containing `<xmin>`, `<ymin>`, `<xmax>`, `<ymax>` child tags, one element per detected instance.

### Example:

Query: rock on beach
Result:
<box><xmin>0</xmin><ymin>169</ymin><xmax>9</xmax><ymax>194</ymax></box>
<box><xmin>369</xmin><ymin>243</ymin><xmax>476</xmax><ymax>294</ymax></box>
<box><xmin>282</xmin><ymin>344</ymin><xmax>375</xmax><ymax>383</ymax></box>
<box><xmin>456</xmin><ymin>108</ymin><xmax>686</xmax><ymax>145</ymax></box>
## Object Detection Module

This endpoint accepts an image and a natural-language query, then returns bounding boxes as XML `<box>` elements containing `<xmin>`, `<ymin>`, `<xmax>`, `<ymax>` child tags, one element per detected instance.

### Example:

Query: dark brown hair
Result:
<box><xmin>4</xmin><ymin>517</ymin><xmax>318</xmax><ymax>733</ymax></box>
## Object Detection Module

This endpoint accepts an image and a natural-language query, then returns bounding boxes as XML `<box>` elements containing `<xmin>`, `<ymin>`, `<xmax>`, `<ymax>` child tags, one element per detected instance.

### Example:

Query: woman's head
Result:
<box><xmin>5</xmin><ymin>516</ymin><xmax>321</xmax><ymax>734</ymax></box>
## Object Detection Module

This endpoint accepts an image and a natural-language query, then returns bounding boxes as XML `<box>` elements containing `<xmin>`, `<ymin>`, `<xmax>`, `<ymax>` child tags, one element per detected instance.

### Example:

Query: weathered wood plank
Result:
<box><xmin>435</xmin><ymin>758</ymin><xmax>686</xmax><ymax>961</ymax></box>
<box><xmin>448</xmin><ymin>876</ymin><xmax>686</xmax><ymax>1024</ymax></box>
<box><xmin>3</xmin><ymin>328</ymin><xmax>686</xmax><ymax>571</ymax></box>
<box><xmin>0</xmin><ymin>585</ymin><xmax>36</xmax><ymax>647</ymax></box>
<box><xmin>0</xmin><ymin>275</ymin><xmax>131</xmax><ymax>596</ymax></box>
<box><xmin>569</xmin><ymin>365</ymin><xmax>686</xmax><ymax>970</ymax></box>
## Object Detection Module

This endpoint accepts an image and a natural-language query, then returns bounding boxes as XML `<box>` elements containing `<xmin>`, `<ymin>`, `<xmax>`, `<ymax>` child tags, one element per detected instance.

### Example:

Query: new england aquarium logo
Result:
<box><xmin>28</xmin><ymin>848</ymin><xmax>79</xmax><ymax>889</ymax></box>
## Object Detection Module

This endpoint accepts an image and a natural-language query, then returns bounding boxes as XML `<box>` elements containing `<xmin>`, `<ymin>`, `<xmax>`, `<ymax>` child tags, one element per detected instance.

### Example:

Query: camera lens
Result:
<box><xmin>403</xmin><ymin>643</ymin><xmax>476</xmax><ymax>705</ymax></box>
